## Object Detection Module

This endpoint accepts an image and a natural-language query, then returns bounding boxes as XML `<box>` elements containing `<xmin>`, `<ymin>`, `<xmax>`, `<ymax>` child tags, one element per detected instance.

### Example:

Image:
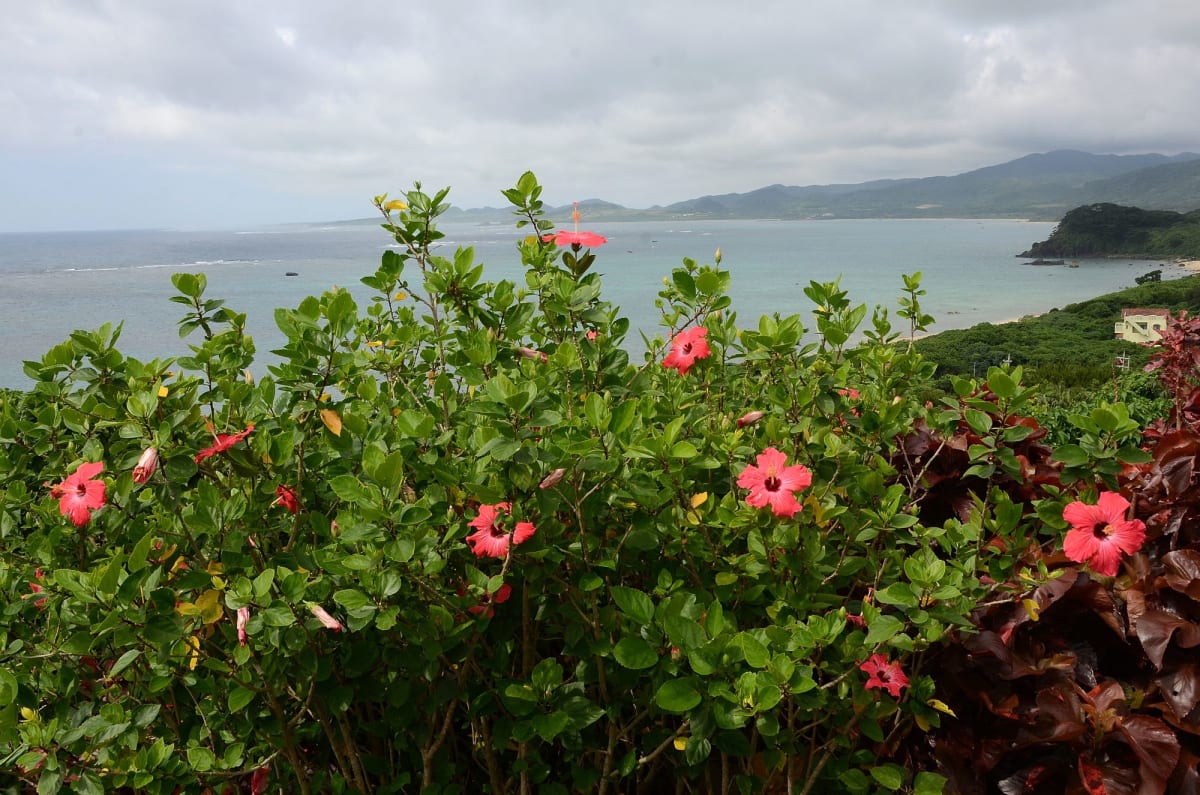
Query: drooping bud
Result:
<box><xmin>539</xmin><ymin>468</ymin><xmax>566</xmax><ymax>489</ymax></box>
<box><xmin>132</xmin><ymin>447</ymin><xmax>159</xmax><ymax>484</ymax></box>
<box><xmin>736</xmin><ymin>410</ymin><xmax>765</xmax><ymax>428</ymax></box>
<box><xmin>237</xmin><ymin>606</ymin><xmax>250</xmax><ymax>646</ymax></box>
<box><xmin>310</xmin><ymin>604</ymin><xmax>343</xmax><ymax>632</ymax></box>
<box><xmin>517</xmin><ymin>346</ymin><xmax>549</xmax><ymax>363</ymax></box>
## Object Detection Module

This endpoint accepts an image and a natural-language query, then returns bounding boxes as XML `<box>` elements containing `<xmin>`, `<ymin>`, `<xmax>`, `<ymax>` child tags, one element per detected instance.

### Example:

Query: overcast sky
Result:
<box><xmin>3</xmin><ymin>1</ymin><xmax>1198</xmax><ymax>231</ymax></box>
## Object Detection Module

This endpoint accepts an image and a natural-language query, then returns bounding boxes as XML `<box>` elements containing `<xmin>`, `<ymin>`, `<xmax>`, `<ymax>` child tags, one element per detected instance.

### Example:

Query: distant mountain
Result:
<box><xmin>657</xmin><ymin>150</ymin><xmax>1200</xmax><ymax>221</ymax></box>
<box><xmin>332</xmin><ymin>150</ymin><xmax>1200</xmax><ymax>225</ymax></box>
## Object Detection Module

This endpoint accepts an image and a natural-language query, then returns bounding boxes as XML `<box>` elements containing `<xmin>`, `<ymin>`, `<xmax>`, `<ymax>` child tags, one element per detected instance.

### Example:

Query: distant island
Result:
<box><xmin>1018</xmin><ymin>202</ymin><xmax>1200</xmax><ymax>259</ymax></box>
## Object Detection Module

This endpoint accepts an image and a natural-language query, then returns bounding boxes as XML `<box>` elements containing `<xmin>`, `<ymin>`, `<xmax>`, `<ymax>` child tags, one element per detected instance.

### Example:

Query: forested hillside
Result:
<box><xmin>1020</xmin><ymin>203</ymin><xmax>1200</xmax><ymax>258</ymax></box>
<box><xmin>915</xmin><ymin>273</ymin><xmax>1200</xmax><ymax>389</ymax></box>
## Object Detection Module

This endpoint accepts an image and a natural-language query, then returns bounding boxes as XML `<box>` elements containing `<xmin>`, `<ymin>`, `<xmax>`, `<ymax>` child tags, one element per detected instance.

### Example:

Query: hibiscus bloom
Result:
<box><xmin>195</xmin><ymin>425</ymin><xmax>254</xmax><ymax>463</ymax></box>
<box><xmin>468</xmin><ymin>583</ymin><xmax>513</xmax><ymax>618</ymax></box>
<box><xmin>274</xmin><ymin>484</ymin><xmax>300</xmax><ymax>514</ymax></box>
<box><xmin>860</xmin><ymin>653</ymin><xmax>909</xmax><ymax>698</ymax></box>
<box><xmin>465</xmin><ymin>502</ymin><xmax>537</xmax><ymax>558</ymax></box>
<box><xmin>542</xmin><ymin>201</ymin><xmax>608</xmax><ymax>248</ymax></box>
<box><xmin>737</xmin><ymin>447</ymin><xmax>812</xmax><ymax>518</ymax></box>
<box><xmin>49</xmin><ymin>461</ymin><xmax>106</xmax><ymax>527</ymax></box>
<box><xmin>132</xmin><ymin>447</ymin><xmax>159</xmax><ymax>484</ymax></box>
<box><xmin>662</xmin><ymin>326</ymin><xmax>711</xmax><ymax>375</ymax></box>
<box><xmin>1062</xmin><ymin>492</ymin><xmax>1147</xmax><ymax>576</ymax></box>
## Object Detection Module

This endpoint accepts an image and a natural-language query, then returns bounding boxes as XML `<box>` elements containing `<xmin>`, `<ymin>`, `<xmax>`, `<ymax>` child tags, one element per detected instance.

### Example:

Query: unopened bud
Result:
<box><xmin>309</xmin><ymin>604</ymin><xmax>343</xmax><ymax>632</ymax></box>
<box><xmin>736</xmin><ymin>410</ymin><xmax>765</xmax><ymax>428</ymax></box>
<box><xmin>517</xmin><ymin>346</ymin><xmax>549</xmax><ymax>363</ymax></box>
<box><xmin>539</xmin><ymin>468</ymin><xmax>566</xmax><ymax>489</ymax></box>
<box><xmin>132</xmin><ymin>448</ymin><xmax>159</xmax><ymax>484</ymax></box>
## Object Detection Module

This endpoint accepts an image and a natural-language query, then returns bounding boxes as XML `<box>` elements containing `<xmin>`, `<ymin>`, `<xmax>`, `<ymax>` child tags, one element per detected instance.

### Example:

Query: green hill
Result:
<box><xmin>1019</xmin><ymin>203</ymin><xmax>1200</xmax><ymax>258</ymax></box>
<box><xmin>915</xmin><ymin>274</ymin><xmax>1200</xmax><ymax>389</ymax></box>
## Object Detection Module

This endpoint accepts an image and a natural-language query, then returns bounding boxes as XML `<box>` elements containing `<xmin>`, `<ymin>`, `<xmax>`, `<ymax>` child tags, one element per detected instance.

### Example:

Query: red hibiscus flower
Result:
<box><xmin>860</xmin><ymin>653</ymin><xmax>909</xmax><ymax>698</ymax></box>
<box><xmin>736</xmin><ymin>447</ymin><xmax>812</xmax><ymax>518</ymax></box>
<box><xmin>274</xmin><ymin>484</ymin><xmax>300</xmax><ymax>514</ymax></box>
<box><xmin>49</xmin><ymin>461</ymin><xmax>106</xmax><ymax>527</ymax></box>
<box><xmin>1062</xmin><ymin>491</ymin><xmax>1146</xmax><ymax>576</ymax></box>
<box><xmin>541</xmin><ymin>201</ymin><xmax>608</xmax><ymax>248</ymax></box>
<box><xmin>29</xmin><ymin>569</ymin><xmax>47</xmax><ymax>610</ymax></box>
<box><xmin>465</xmin><ymin>502</ymin><xmax>536</xmax><ymax>558</ymax></box>
<box><xmin>194</xmin><ymin>425</ymin><xmax>254</xmax><ymax>463</ymax></box>
<box><xmin>662</xmin><ymin>326</ymin><xmax>711</xmax><ymax>375</ymax></box>
<box><xmin>468</xmin><ymin>583</ymin><xmax>513</xmax><ymax>618</ymax></box>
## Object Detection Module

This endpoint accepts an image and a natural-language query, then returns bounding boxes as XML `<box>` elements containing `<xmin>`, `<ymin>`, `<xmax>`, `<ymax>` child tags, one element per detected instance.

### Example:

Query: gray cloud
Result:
<box><xmin>2</xmin><ymin>0</ymin><xmax>1197</xmax><ymax>229</ymax></box>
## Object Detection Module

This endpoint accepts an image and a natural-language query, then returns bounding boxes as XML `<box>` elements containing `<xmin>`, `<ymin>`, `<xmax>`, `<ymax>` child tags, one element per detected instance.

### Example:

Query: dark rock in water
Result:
<box><xmin>285</xmin><ymin>271</ymin><xmax>299</xmax><ymax>276</ymax></box>
<box><xmin>1026</xmin><ymin>258</ymin><xmax>1065</xmax><ymax>266</ymax></box>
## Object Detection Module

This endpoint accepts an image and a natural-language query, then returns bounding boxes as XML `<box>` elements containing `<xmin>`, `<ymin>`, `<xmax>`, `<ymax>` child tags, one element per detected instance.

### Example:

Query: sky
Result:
<box><xmin>2</xmin><ymin>1</ymin><xmax>1198</xmax><ymax>232</ymax></box>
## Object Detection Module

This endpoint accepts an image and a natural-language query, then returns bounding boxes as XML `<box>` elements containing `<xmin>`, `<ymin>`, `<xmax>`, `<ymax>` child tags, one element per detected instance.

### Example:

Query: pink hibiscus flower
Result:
<box><xmin>194</xmin><ymin>425</ymin><xmax>255</xmax><ymax>463</ymax></box>
<box><xmin>49</xmin><ymin>461</ymin><xmax>106</xmax><ymax>527</ymax></box>
<box><xmin>662</xmin><ymin>326</ymin><xmax>711</xmax><ymax>375</ymax></box>
<box><xmin>542</xmin><ymin>202</ymin><xmax>608</xmax><ymax>248</ymax></box>
<box><xmin>1062</xmin><ymin>492</ymin><xmax>1147</xmax><ymax>576</ymax></box>
<box><xmin>465</xmin><ymin>502</ymin><xmax>537</xmax><ymax>558</ymax></box>
<box><xmin>736</xmin><ymin>447</ymin><xmax>812</xmax><ymax>518</ymax></box>
<box><xmin>860</xmin><ymin>653</ymin><xmax>909</xmax><ymax>698</ymax></box>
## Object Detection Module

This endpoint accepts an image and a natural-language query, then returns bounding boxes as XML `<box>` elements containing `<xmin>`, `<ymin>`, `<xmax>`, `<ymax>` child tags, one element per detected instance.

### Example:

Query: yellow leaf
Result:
<box><xmin>394</xmin><ymin>291</ymin><xmax>408</xmax><ymax>301</ymax></box>
<box><xmin>367</xmin><ymin>340</ymin><xmax>383</xmax><ymax>347</ymax></box>
<box><xmin>319</xmin><ymin>393</ymin><xmax>331</xmax><ymax>402</ymax></box>
<box><xmin>673</xmin><ymin>736</ymin><xmax>688</xmax><ymax>751</ymax></box>
<box><xmin>19</xmin><ymin>707</ymin><xmax>37</xmax><ymax>722</ymax></box>
<box><xmin>915</xmin><ymin>713</ymin><xmax>931</xmax><ymax>732</ymax></box>
<box><xmin>320</xmin><ymin>408</ymin><xmax>343</xmax><ymax>437</ymax></box>
<box><xmin>1022</xmin><ymin>599</ymin><xmax>1041</xmax><ymax>621</ymax></box>
<box><xmin>195</xmin><ymin>589</ymin><xmax>223</xmax><ymax>625</ymax></box>
<box><xmin>383</xmin><ymin>199</ymin><xmax>408</xmax><ymax>212</ymax></box>
<box><xmin>927</xmin><ymin>698</ymin><xmax>958</xmax><ymax>717</ymax></box>
<box><xmin>186</xmin><ymin>635</ymin><xmax>201</xmax><ymax>670</ymax></box>
<box><xmin>158</xmin><ymin>386</ymin><xmax>169</xmax><ymax>398</ymax></box>
<box><xmin>244</xmin><ymin>369</ymin><xmax>255</xmax><ymax>385</ymax></box>
<box><xmin>690</xmin><ymin>492</ymin><xmax>708</xmax><ymax>509</ymax></box>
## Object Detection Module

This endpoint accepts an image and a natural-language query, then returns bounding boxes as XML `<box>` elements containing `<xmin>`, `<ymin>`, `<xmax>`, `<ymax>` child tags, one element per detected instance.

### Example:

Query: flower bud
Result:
<box><xmin>539</xmin><ymin>468</ymin><xmax>566</xmax><ymax>489</ymax></box>
<box><xmin>517</xmin><ymin>346</ymin><xmax>549</xmax><ymax>363</ymax></box>
<box><xmin>237</xmin><ymin>606</ymin><xmax>250</xmax><ymax>646</ymax></box>
<box><xmin>736</xmin><ymin>410</ymin><xmax>765</xmax><ymax>428</ymax></box>
<box><xmin>309</xmin><ymin>604</ymin><xmax>343</xmax><ymax>632</ymax></box>
<box><xmin>132</xmin><ymin>448</ymin><xmax>159</xmax><ymax>484</ymax></box>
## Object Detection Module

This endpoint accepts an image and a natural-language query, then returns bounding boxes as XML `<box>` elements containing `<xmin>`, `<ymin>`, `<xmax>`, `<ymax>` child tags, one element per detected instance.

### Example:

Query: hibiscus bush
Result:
<box><xmin>0</xmin><ymin>172</ymin><xmax>1195</xmax><ymax>794</ymax></box>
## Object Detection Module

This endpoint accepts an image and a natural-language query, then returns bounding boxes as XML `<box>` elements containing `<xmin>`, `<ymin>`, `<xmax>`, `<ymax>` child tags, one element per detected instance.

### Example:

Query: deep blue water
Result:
<box><xmin>0</xmin><ymin>218</ymin><xmax>1185</xmax><ymax>388</ymax></box>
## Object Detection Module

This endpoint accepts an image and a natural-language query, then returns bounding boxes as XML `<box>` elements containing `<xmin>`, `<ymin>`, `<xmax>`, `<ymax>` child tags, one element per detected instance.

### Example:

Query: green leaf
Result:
<box><xmin>655</xmin><ymin>679</ymin><xmax>702</xmax><ymax>713</ymax></box>
<box><xmin>333</xmin><ymin>589</ymin><xmax>372</xmax><ymax>611</ymax></box>
<box><xmin>228</xmin><ymin>686</ymin><xmax>255</xmax><ymax>713</ymax></box>
<box><xmin>109</xmin><ymin>649</ymin><xmax>141</xmax><ymax>678</ymax></box>
<box><xmin>913</xmin><ymin>771</ymin><xmax>948</xmax><ymax>794</ymax></box>
<box><xmin>870</xmin><ymin>763</ymin><xmax>906</xmax><ymax>791</ymax></box>
<box><xmin>733</xmin><ymin>632</ymin><xmax>769</xmax><ymax>668</ymax></box>
<box><xmin>1116</xmin><ymin>445</ymin><xmax>1154</xmax><ymax>464</ymax></box>
<box><xmin>610</xmin><ymin>586</ymin><xmax>655</xmax><ymax>625</ymax></box>
<box><xmin>0</xmin><ymin>668</ymin><xmax>17</xmax><ymax>707</ymax></box>
<box><xmin>613</xmin><ymin>637</ymin><xmax>659</xmax><ymax>670</ymax></box>
<box><xmin>865</xmin><ymin>615</ymin><xmax>905</xmax><ymax>645</ymax></box>
<box><xmin>1051</xmin><ymin>444</ymin><xmax>1089</xmax><ymax>467</ymax></box>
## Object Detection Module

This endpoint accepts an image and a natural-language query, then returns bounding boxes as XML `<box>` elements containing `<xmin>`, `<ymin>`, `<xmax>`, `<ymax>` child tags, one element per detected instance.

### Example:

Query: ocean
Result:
<box><xmin>0</xmin><ymin>218</ymin><xmax>1186</xmax><ymax>389</ymax></box>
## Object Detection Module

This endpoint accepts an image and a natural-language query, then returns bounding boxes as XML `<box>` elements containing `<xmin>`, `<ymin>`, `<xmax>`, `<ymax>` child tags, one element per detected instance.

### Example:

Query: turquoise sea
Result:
<box><xmin>0</xmin><ymin>218</ymin><xmax>1187</xmax><ymax>389</ymax></box>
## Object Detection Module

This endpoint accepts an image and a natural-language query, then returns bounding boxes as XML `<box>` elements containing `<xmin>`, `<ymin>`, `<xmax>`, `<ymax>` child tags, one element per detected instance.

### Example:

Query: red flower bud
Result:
<box><xmin>736</xmin><ymin>410</ymin><xmax>765</xmax><ymax>428</ymax></box>
<box><xmin>517</xmin><ymin>346</ymin><xmax>549</xmax><ymax>363</ymax></box>
<box><xmin>132</xmin><ymin>447</ymin><xmax>159</xmax><ymax>484</ymax></box>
